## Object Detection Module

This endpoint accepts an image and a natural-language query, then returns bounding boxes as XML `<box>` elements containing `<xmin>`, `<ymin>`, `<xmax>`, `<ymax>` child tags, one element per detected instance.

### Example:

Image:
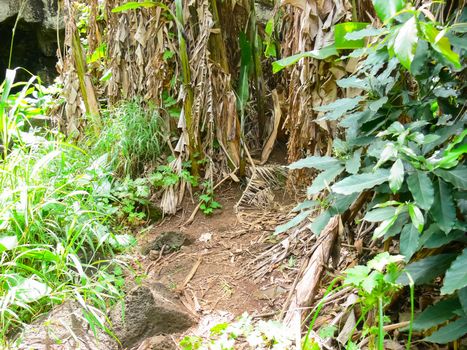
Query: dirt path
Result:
<box><xmin>135</xmin><ymin>184</ymin><xmax>293</xmax><ymax>334</ymax></box>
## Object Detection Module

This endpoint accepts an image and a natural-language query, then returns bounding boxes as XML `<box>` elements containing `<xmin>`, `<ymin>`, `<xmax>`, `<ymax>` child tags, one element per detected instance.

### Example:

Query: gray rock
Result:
<box><xmin>141</xmin><ymin>231</ymin><xmax>187</xmax><ymax>255</ymax></box>
<box><xmin>0</xmin><ymin>0</ymin><xmax>63</xmax><ymax>30</ymax></box>
<box><xmin>16</xmin><ymin>302</ymin><xmax>117</xmax><ymax>350</ymax></box>
<box><xmin>16</xmin><ymin>283</ymin><xmax>193</xmax><ymax>350</ymax></box>
<box><xmin>110</xmin><ymin>283</ymin><xmax>194</xmax><ymax>349</ymax></box>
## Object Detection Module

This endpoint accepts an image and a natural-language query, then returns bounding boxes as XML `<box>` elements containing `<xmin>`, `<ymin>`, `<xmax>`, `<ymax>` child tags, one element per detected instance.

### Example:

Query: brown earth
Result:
<box><xmin>136</xmin><ymin>183</ymin><xmax>294</xmax><ymax>321</ymax></box>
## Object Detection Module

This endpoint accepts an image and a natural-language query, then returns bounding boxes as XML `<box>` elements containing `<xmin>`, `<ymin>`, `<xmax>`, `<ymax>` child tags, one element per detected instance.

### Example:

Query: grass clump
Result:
<box><xmin>94</xmin><ymin>98</ymin><xmax>166</xmax><ymax>177</ymax></box>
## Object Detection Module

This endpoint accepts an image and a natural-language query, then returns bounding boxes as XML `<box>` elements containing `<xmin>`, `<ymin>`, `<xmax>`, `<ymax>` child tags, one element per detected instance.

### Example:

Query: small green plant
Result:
<box><xmin>112</xmin><ymin>177</ymin><xmax>151</xmax><ymax>225</ymax></box>
<box><xmin>149</xmin><ymin>162</ymin><xmax>198</xmax><ymax>189</ymax></box>
<box><xmin>343</xmin><ymin>253</ymin><xmax>404</xmax><ymax>349</ymax></box>
<box><xmin>199</xmin><ymin>181</ymin><xmax>222</xmax><ymax>215</ymax></box>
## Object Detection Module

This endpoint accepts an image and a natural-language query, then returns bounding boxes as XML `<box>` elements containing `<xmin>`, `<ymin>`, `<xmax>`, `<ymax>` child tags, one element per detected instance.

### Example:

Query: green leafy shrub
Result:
<box><xmin>277</xmin><ymin>0</ymin><xmax>466</xmax><ymax>345</ymax></box>
<box><xmin>0</xmin><ymin>70</ymin><xmax>133</xmax><ymax>344</ymax></box>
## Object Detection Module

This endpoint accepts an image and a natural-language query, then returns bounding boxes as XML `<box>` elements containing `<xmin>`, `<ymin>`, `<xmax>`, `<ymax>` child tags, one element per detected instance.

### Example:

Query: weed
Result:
<box><xmin>93</xmin><ymin>98</ymin><xmax>166</xmax><ymax>177</ymax></box>
<box><xmin>112</xmin><ymin>177</ymin><xmax>151</xmax><ymax>226</ymax></box>
<box><xmin>150</xmin><ymin>162</ymin><xmax>198</xmax><ymax>189</ymax></box>
<box><xmin>198</xmin><ymin>181</ymin><xmax>221</xmax><ymax>215</ymax></box>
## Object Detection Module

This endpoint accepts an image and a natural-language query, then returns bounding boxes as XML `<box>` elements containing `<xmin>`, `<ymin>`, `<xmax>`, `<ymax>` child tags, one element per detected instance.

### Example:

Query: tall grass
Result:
<box><xmin>0</xmin><ymin>70</ymin><xmax>131</xmax><ymax>345</ymax></box>
<box><xmin>92</xmin><ymin>98</ymin><xmax>166</xmax><ymax>177</ymax></box>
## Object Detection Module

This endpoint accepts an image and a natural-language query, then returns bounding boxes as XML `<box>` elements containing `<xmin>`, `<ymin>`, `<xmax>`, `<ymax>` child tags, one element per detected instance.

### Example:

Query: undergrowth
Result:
<box><xmin>0</xmin><ymin>69</ymin><xmax>135</xmax><ymax>346</ymax></box>
<box><xmin>93</xmin><ymin>98</ymin><xmax>166</xmax><ymax>177</ymax></box>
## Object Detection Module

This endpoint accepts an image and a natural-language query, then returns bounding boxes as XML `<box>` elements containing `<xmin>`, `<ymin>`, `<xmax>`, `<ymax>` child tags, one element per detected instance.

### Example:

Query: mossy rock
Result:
<box><xmin>141</xmin><ymin>231</ymin><xmax>187</xmax><ymax>255</ymax></box>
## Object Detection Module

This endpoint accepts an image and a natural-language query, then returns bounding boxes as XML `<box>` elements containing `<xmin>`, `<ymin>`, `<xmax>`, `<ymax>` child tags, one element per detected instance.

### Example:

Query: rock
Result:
<box><xmin>16</xmin><ymin>302</ymin><xmax>117</xmax><ymax>350</ymax></box>
<box><xmin>141</xmin><ymin>231</ymin><xmax>187</xmax><ymax>255</ymax></box>
<box><xmin>136</xmin><ymin>335</ymin><xmax>177</xmax><ymax>350</ymax></box>
<box><xmin>0</xmin><ymin>0</ymin><xmax>63</xmax><ymax>30</ymax></box>
<box><xmin>0</xmin><ymin>0</ymin><xmax>63</xmax><ymax>84</ymax></box>
<box><xmin>110</xmin><ymin>282</ymin><xmax>194</xmax><ymax>349</ymax></box>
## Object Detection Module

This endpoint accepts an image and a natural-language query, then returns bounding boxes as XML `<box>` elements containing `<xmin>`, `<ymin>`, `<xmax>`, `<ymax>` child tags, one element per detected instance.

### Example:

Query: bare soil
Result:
<box><xmin>136</xmin><ymin>183</ymin><xmax>293</xmax><ymax>320</ymax></box>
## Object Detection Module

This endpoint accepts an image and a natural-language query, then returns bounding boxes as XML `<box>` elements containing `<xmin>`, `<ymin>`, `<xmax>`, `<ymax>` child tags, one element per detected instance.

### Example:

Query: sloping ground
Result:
<box><xmin>138</xmin><ymin>184</ymin><xmax>293</xmax><ymax>320</ymax></box>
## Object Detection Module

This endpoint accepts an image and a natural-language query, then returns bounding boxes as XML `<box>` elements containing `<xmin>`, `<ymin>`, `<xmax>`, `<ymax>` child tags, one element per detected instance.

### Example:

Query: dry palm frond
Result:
<box><xmin>106</xmin><ymin>0</ymin><xmax>176</xmax><ymax>105</ymax></box>
<box><xmin>279</xmin><ymin>0</ymin><xmax>352</xmax><ymax>185</ymax></box>
<box><xmin>59</xmin><ymin>0</ymin><xmax>99</xmax><ymax>137</ymax></box>
<box><xmin>235</xmin><ymin>164</ymin><xmax>287</xmax><ymax>210</ymax></box>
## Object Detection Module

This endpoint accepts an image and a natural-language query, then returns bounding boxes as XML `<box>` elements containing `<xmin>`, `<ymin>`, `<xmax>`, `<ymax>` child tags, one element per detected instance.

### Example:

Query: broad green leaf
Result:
<box><xmin>449</xmin><ymin>23</ymin><xmax>467</xmax><ymax>33</ymax></box>
<box><xmin>364</xmin><ymin>207</ymin><xmax>396</xmax><ymax>222</ymax></box>
<box><xmin>334</xmin><ymin>22</ymin><xmax>368</xmax><ymax>49</ymax></box>
<box><xmin>372</xmin><ymin>0</ymin><xmax>406</xmax><ymax>22</ymax></box>
<box><xmin>384</xmin><ymin>212</ymin><xmax>409</xmax><ymax>239</ymax></box>
<box><xmin>14</xmin><ymin>278</ymin><xmax>51</xmax><ymax>303</ymax></box>
<box><xmin>307</xmin><ymin>166</ymin><xmax>344</xmax><ymax>196</ymax></box>
<box><xmin>407</xmin><ymin>170</ymin><xmax>434</xmax><ymax>210</ymax></box>
<box><xmin>345</xmin><ymin>149</ymin><xmax>362</xmax><ymax>174</ymax></box>
<box><xmin>288</xmin><ymin>156</ymin><xmax>340</xmax><ymax>170</ymax></box>
<box><xmin>368</xmin><ymin>96</ymin><xmax>388</xmax><ymax>112</ymax></box>
<box><xmin>344</xmin><ymin>265</ymin><xmax>371</xmax><ymax>286</ymax></box>
<box><xmin>292</xmin><ymin>200</ymin><xmax>319</xmax><ymax>212</ymax></box>
<box><xmin>411</xmin><ymin>39</ymin><xmax>430</xmax><ymax>75</ymax></box>
<box><xmin>441</xmin><ymin>248</ymin><xmax>467</xmax><ymax>295</ymax></box>
<box><xmin>373</xmin><ymin>215</ymin><xmax>398</xmax><ymax>239</ymax></box>
<box><xmin>393</xmin><ymin>15</ymin><xmax>419</xmax><ymax>70</ymax></box>
<box><xmin>100</xmin><ymin>69</ymin><xmax>112</xmax><ymax>82</ymax></box>
<box><xmin>308</xmin><ymin>210</ymin><xmax>331</xmax><ymax>235</ymax></box>
<box><xmin>389</xmin><ymin>159</ymin><xmax>404</xmax><ymax>193</ymax></box>
<box><xmin>431</xmin><ymin>179</ymin><xmax>456</xmax><ymax>233</ymax></box>
<box><xmin>434</xmin><ymin>166</ymin><xmax>467</xmax><ymax>190</ymax></box>
<box><xmin>424</xmin><ymin>316</ymin><xmax>467</xmax><ymax>344</ymax></box>
<box><xmin>318</xmin><ymin>325</ymin><xmax>337</xmax><ymax>339</ymax></box>
<box><xmin>345</xmin><ymin>26</ymin><xmax>386</xmax><ymax>40</ymax></box>
<box><xmin>109</xmin><ymin>234</ymin><xmax>137</xmax><ymax>249</ymax></box>
<box><xmin>329</xmin><ymin>193</ymin><xmax>359</xmax><ymax>215</ymax></box>
<box><xmin>337</xmin><ymin>77</ymin><xmax>369</xmax><ymax>90</ymax></box>
<box><xmin>331</xmin><ymin>169</ymin><xmax>390</xmax><ymax>195</ymax></box>
<box><xmin>407</xmin><ymin>203</ymin><xmax>425</xmax><ymax>232</ymax></box>
<box><xmin>436</xmin><ymin>144</ymin><xmax>467</xmax><ymax>169</ymax></box>
<box><xmin>112</xmin><ymin>1</ymin><xmax>157</xmax><ymax>12</ymax></box>
<box><xmin>433</xmin><ymin>87</ymin><xmax>458</xmax><ymax>98</ymax></box>
<box><xmin>397</xmin><ymin>253</ymin><xmax>457</xmax><ymax>285</ymax></box>
<box><xmin>459</xmin><ymin>287</ymin><xmax>467</xmax><ymax>313</ymax></box>
<box><xmin>412</xmin><ymin>297</ymin><xmax>462</xmax><ymax>331</ymax></box>
<box><xmin>362</xmin><ymin>271</ymin><xmax>380</xmax><ymax>293</ymax></box>
<box><xmin>400</xmin><ymin>224</ymin><xmax>419</xmax><ymax>261</ymax></box>
<box><xmin>272</xmin><ymin>45</ymin><xmax>338</xmax><ymax>73</ymax></box>
<box><xmin>374</xmin><ymin>142</ymin><xmax>397</xmax><ymax>169</ymax></box>
<box><xmin>0</xmin><ymin>236</ymin><xmax>18</xmax><ymax>251</ymax></box>
<box><xmin>315</xmin><ymin>96</ymin><xmax>363</xmax><ymax>121</ymax></box>
<box><xmin>420</xmin><ymin>225</ymin><xmax>466</xmax><ymax>249</ymax></box>
<box><xmin>275</xmin><ymin>210</ymin><xmax>311</xmax><ymax>235</ymax></box>
<box><xmin>367</xmin><ymin>252</ymin><xmax>404</xmax><ymax>272</ymax></box>
<box><xmin>420</xmin><ymin>22</ymin><xmax>461</xmax><ymax>68</ymax></box>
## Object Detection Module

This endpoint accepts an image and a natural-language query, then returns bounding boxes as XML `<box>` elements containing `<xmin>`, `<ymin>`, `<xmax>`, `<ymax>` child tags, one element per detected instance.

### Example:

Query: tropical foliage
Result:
<box><xmin>0</xmin><ymin>69</ymin><xmax>137</xmax><ymax>345</ymax></box>
<box><xmin>280</xmin><ymin>0</ymin><xmax>466</xmax><ymax>345</ymax></box>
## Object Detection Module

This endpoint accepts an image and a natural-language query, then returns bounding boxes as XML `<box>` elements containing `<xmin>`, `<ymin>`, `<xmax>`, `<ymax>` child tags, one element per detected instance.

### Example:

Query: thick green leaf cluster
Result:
<box><xmin>278</xmin><ymin>1</ymin><xmax>466</xmax><ymax>343</ymax></box>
